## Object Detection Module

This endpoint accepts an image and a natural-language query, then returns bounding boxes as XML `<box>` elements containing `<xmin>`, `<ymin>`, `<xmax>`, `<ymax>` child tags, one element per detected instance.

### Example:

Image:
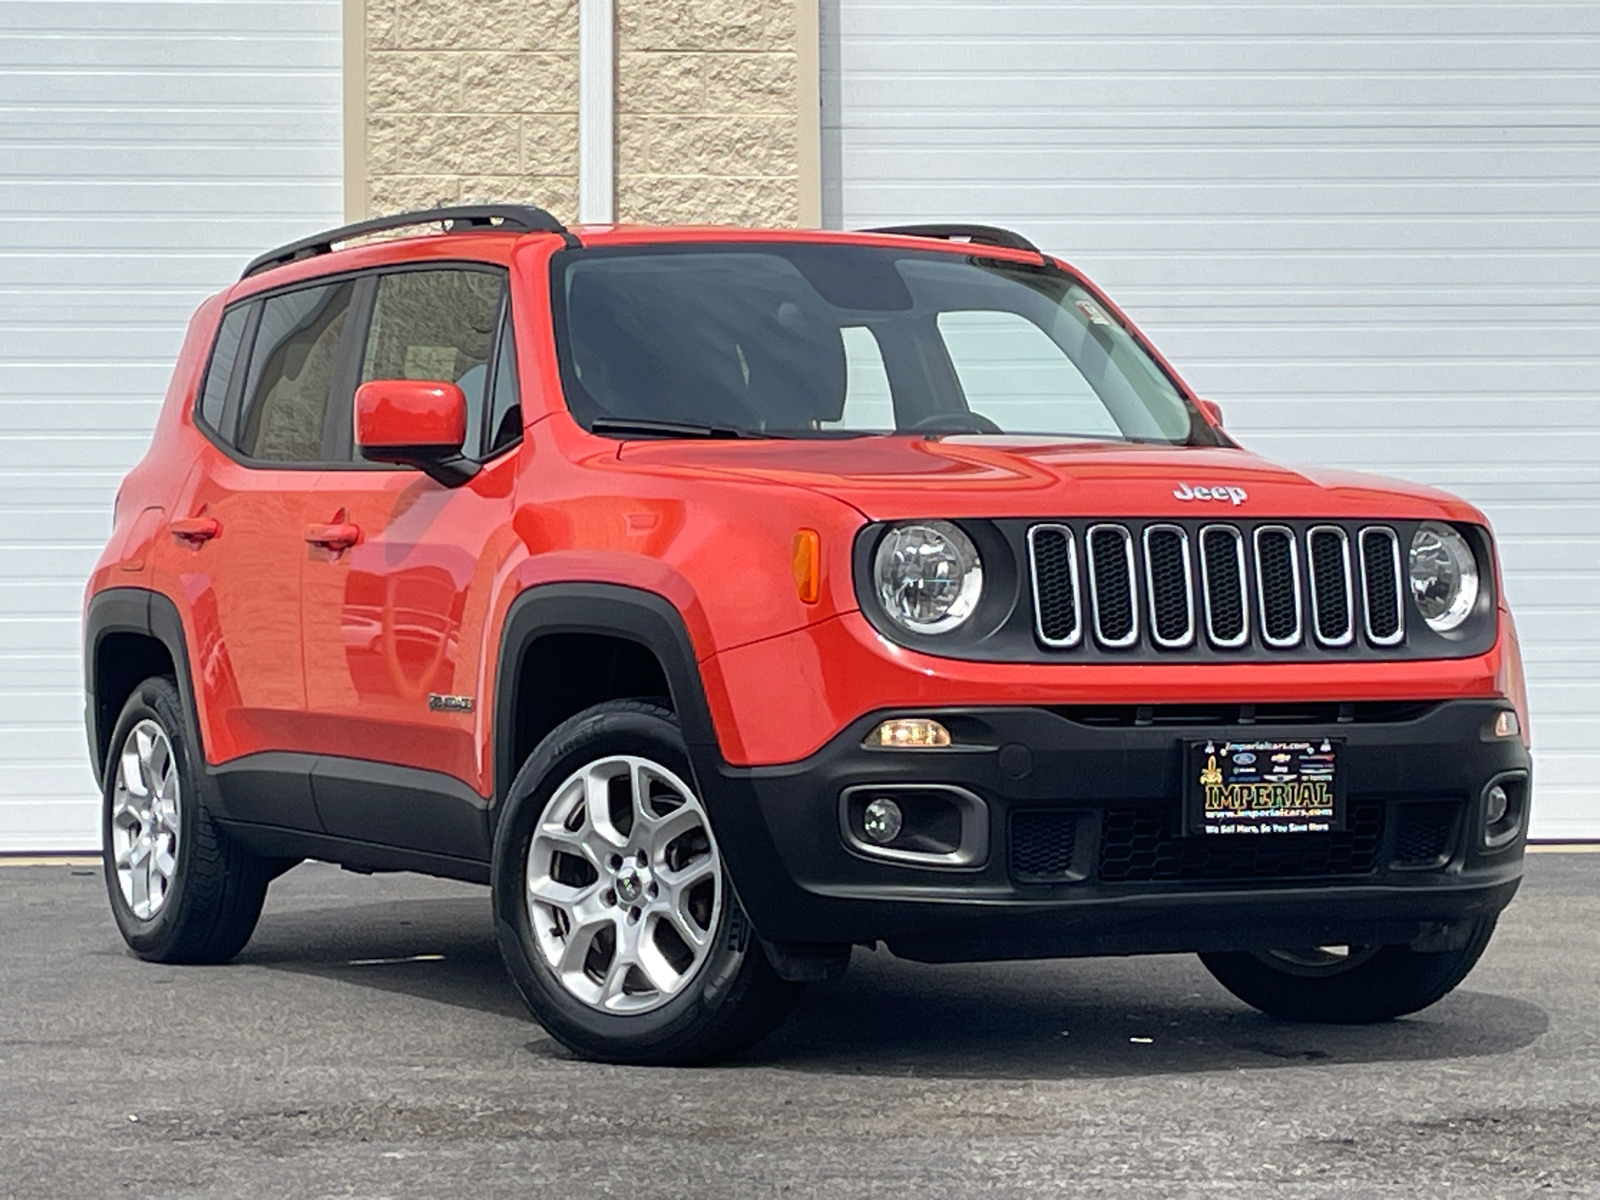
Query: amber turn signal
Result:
<box><xmin>869</xmin><ymin>718</ymin><xmax>952</xmax><ymax>748</ymax></box>
<box><xmin>792</xmin><ymin>529</ymin><xmax>820</xmax><ymax>603</ymax></box>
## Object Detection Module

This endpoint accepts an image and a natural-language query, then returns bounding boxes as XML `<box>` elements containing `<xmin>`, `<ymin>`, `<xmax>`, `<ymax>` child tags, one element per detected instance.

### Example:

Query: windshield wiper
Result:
<box><xmin>589</xmin><ymin>417</ymin><xmax>760</xmax><ymax>440</ymax></box>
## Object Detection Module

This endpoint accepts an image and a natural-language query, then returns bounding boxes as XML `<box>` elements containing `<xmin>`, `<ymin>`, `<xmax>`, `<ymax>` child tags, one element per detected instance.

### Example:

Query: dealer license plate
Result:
<box><xmin>1185</xmin><ymin>738</ymin><xmax>1344</xmax><ymax>836</ymax></box>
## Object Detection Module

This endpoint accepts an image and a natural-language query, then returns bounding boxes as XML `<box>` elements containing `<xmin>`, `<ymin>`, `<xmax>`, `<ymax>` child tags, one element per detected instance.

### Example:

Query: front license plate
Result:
<box><xmin>1185</xmin><ymin>738</ymin><xmax>1344</xmax><ymax>836</ymax></box>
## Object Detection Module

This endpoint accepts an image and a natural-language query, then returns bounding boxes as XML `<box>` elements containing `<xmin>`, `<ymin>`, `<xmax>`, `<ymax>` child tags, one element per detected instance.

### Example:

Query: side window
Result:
<box><xmin>937</xmin><ymin>310</ymin><xmax>1120</xmax><ymax>437</ymax></box>
<box><xmin>823</xmin><ymin>326</ymin><xmax>896</xmax><ymax>431</ymax></box>
<box><xmin>484</xmin><ymin>314</ymin><xmax>522</xmax><ymax>456</ymax></box>
<box><xmin>237</xmin><ymin>281</ymin><xmax>356</xmax><ymax>463</ymax></box>
<box><xmin>198</xmin><ymin>305</ymin><xmax>250</xmax><ymax>435</ymax></box>
<box><xmin>359</xmin><ymin>268</ymin><xmax>505</xmax><ymax>460</ymax></box>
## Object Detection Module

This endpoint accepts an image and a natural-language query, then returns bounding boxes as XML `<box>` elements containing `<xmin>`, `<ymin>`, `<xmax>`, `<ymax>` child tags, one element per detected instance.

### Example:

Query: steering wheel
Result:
<box><xmin>902</xmin><ymin>411</ymin><xmax>1004</xmax><ymax>435</ymax></box>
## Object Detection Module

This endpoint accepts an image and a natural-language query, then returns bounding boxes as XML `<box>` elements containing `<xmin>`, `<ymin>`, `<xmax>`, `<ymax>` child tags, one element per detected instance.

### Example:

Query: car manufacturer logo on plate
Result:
<box><xmin>1173</xmin><ymin>482</ymin><xmax>1247</xmax><ymax>505</ymax></box>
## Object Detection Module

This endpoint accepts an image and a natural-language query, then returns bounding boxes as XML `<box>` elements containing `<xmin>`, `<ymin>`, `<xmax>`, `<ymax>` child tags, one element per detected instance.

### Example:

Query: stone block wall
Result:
<box><xmin>615</xmin><ymin>0</ymin><xmax>800</xmax><ymax>225</ymax></box>
<box><xmin>363</xmin><ymin>0</ymin><xmax>581</xmax><ymax>222</ymax></box>
<box><xmin>358</xmin><ymin>0</ymin><xmax>805</xmax><ymax>227</ymax></box>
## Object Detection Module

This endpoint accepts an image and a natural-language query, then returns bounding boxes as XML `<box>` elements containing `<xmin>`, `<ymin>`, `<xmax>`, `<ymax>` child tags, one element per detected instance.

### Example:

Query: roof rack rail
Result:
<box><xmin>241</xmin><ymin>204</ymin><xmax>578</xmax><ymax>279</ymax></box>
<box><xmin>863</xmin><ymin>223</ymin><xmax>1042</xmax><ymax>255</ymax></box>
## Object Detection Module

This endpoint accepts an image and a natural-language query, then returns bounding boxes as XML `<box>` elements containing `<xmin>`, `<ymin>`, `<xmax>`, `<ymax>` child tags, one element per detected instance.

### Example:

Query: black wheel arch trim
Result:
<box><xmin>492</xmin><ymin>582</ymin><xmax>719</xmax><ymax>816</ymax></box>
<box><xmin>84</xmin><ymin>587</ymin><xmax>205</xmax><ymax>788</ymax></box>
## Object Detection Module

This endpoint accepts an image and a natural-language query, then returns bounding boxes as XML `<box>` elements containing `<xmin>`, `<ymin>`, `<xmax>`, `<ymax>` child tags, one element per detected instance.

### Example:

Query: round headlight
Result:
<box><xmin>873</xmin><ymin>521</ymin><xmax>983</xmax><ymax>635</ymax></box>
<box><xmin>1409</xmin><ymin>522</ymin><xmax>1480</xmax><ymax>632</ymax></box>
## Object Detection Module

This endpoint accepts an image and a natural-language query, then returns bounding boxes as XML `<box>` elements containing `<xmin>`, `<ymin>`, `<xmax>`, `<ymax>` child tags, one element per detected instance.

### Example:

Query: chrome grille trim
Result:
<box><xmin>1306</xmin><ymin>525</ymin><xmax>1355</xmax><ymax>647</ymax></box>
<box><xmin>1252</xmin><ymin>525</ymin><xmax>1304</xmax><ymax>648</ymax></box>
<box><xmin>1027</xmin><ymin>523</ymin><xmax>1082</xmax><ymax>648</ymax></box>
<box><xmin>1359</xmin><ymin>526</ymin><xmax>1406</xmax><ymax>646</ymax></box>
<box><xmin>1141</xmin><ymin>524</ymin><xmax>1195</xmax><ymax>649</ymax></box>
<box><xmin>1086</xmin><ymin>524</ymin><xmax>1139</xmax><ymax>649</ymax></box>
<box><xmin>1198</xmin><ymin>524</ymin><xmax>1250</xmax><ymax>648</ymax></box>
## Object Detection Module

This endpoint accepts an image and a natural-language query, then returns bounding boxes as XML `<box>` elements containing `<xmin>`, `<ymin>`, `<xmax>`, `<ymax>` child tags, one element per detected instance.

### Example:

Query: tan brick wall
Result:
<box><xmin>359</xmin><ymin>0</ymin><xmax>807</xmax><ymax>227</ymax></box>
<box><xmin>362</xmin><ymin>0</ymin><xmax>581</xmax><ymax>222</ymax></box>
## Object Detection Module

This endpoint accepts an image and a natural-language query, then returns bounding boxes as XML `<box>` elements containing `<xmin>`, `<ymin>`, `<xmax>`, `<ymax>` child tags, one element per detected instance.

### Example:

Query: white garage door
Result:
<box><xmin>0</xmin><ymin>0</ymin><xmax>341</xmax><ymax>851</ymax></box>
<box><xmin>824</xmin><ymin>0</ymin><xmax>1600</xmax><ymax>839</ymax></box>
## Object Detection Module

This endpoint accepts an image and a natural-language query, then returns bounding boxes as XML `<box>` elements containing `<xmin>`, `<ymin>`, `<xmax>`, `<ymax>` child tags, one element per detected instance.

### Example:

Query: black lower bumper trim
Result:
<box><xmin>690</xmin><ymin>699</ymin><xmax>1529</xmax><ymax>957</ymax></box>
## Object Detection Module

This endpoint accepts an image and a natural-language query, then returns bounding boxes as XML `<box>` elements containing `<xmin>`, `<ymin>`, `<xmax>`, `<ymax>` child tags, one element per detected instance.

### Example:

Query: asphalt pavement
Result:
<box><xmin>1</xmin><ymin>851</ymin><xmax>1596</xmax><ymax>1198</ymax></box>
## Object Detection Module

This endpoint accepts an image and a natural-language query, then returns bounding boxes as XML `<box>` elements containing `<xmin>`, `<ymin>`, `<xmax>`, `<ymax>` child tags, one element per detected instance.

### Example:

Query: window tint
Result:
<box><xmin>360</xmin><ymin>268</ymin><xmax>504</xmax><ymax>458</ymax></box>
<box><xmin>237</xmin><ymin>282</ymin><xmax>356</xmax><ymax>463</ymax></box>
<box><xmin>937</xmin><ymin>310</ymin><xmax>1120</xmax><ymax>437</ymax></box>
<box><xmin>484</xmin><ymin>316</ymin><xmax>521</xmax><ymax>455</ymax></box>
<box><xmin>198</xmin><ymin>306</ymin><xmax>249</xmax><ymax>435</ymax></box>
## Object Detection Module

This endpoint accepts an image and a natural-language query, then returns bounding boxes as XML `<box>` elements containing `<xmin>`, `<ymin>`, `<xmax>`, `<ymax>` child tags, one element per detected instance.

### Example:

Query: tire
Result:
<box><xmin>101</xmin><ymin>676</ymin><xmax>273</xmax><ymax>964</ymax></box>
<box><xmin>1199</xmin><ymin>917</ymin><xmax>1499</xmax><ymax>1024</ymax></box>
<box><xmin>492</xmin><ymin>700</ymin><xmax>803</xmax><ymax>1065</ymax></box>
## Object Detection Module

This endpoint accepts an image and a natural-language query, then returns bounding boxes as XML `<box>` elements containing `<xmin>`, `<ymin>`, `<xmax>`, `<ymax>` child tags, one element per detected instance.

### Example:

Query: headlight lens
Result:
<box><xmin>873</xmin><ymin>521</ymin><xmax>983</xmax><ymax>635</ymax></box>
<box><xmin>1409</xmin><ymin>522</ymin><xmax>1480</xmax><ymax>632</ymax></box>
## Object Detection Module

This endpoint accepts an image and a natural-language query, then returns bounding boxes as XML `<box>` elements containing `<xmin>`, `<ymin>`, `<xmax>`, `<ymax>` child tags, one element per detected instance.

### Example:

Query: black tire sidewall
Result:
<box><xmin>100</xmin><ymin>676</ymin><xmax>206</xmax><ymax>958</ymax></box>
<box><xmin>491</xmin><ymin>703</ymin><xmax>762</xmax><ymax>1062</ymax></box>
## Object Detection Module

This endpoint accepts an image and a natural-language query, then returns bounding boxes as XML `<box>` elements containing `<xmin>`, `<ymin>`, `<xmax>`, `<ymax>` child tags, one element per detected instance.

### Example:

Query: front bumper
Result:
<box><xmin>690</xmin><ymin>698</ymin><xmax>1529</xmax><ymax>962</ymax></box>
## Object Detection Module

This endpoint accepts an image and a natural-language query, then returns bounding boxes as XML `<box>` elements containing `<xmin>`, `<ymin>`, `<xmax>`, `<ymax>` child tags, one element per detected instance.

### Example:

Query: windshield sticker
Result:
<box><xmin>1075</xmin><ymin>300</ymin><xmax>1112</xmax><ymax>326</ymax></box>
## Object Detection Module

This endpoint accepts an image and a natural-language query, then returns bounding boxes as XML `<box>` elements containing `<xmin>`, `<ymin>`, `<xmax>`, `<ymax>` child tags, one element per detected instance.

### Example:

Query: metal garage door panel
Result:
<box><xmin>0</xmin><ymin>0</ymin><xmax>341</xmax><ymax>851</ymax></box>
<box><xmin>826</xmin><ymin>0</ymin><xmax>1600</xmax><ymax>838</ymax></box>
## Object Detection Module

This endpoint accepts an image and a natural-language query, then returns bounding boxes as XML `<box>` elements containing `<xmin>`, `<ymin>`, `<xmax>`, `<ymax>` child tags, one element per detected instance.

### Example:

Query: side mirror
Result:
<box><xmin>354</xmin><ymin>379</ymin><xmax>478</xmax><ymax>486</ymax></box>
<box><xmin>1197</xmin><ymin>398</ymin><xmax>1225</xmax><ymax>428</ymax></box>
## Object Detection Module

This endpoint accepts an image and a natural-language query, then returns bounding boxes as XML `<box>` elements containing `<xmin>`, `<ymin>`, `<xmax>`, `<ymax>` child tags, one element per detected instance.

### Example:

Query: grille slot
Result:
<box><xmin>1253</xmin><ymin>526</ymin><xmax>1303</xmax><ymax>647</ymax></box>
<box><xmin>1360</xmin><ymin>527</ymin><xmax>1405</xmax><ymax>646</ymax></box>
<box><xmin>1142</xmin><ymin>525</ymin><xmax>1195</xmax><ymax>648</ymax></box>
<box><xmin>1098</xmin><ymin>800</ymin><xmax>1384</xmax><ymax>883</ymax></box>
<box><xmin>1199</xmin><ymin>525</ymin><xmax>1249</xmax><ymax>647</ymax></box>
<box><xmin>1307</xmin><ymin>526</ymin><xmax>1354</xmax><ymax>646</ymax></box>
<box><xmin>1010</xmin><ymin>810</ymin><xmax>1080</xmax><ymax>881</ymax></box>
<box><xmin>1086</xmin><ymin>524</ymin><xmax>1138</xmax><ymax>648</ymax></box>
<box><xmin>1027</xmin><ymin>524</ymin><xmax>1081</xmax><ymax>647</ymax></box>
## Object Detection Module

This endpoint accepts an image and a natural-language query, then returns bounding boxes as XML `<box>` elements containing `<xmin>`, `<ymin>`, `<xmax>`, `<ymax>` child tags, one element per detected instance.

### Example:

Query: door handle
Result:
<box><xmin>304</xmin><ymin>522</ymin><xmax>361</xmax><ymax>552</ymax></box>
<box><xmin>170</xmin><ymin>516</ymin><xmax>221</xmax><ymax>545</ymax></box>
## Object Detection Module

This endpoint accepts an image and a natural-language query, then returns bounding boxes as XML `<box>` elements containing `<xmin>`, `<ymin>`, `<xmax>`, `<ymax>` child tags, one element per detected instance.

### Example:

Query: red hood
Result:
<box><xmin>616</xmin><ymin>436</ymin><xmax>1487</xmax><ymax>525</ymax></box>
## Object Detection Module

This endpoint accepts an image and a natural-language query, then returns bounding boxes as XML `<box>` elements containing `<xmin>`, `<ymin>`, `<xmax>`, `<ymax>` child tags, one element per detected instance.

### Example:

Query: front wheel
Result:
<box><xmin>1199</xmin><ymin>917</ymin><xmax>1499</xmax><ymax>1023</ymax></box>
<box><xmin>491</xmin><ymin>700</ymin><xmax>803</xmax><ymax>1064</ymax></box>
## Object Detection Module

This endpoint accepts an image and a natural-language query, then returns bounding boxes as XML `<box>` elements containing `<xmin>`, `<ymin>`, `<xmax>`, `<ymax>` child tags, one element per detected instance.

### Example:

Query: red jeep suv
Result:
<box><xmin>85</xmin><ymin>206</ymin><xmax>1531</xmax><ymax>1064</ymax></box>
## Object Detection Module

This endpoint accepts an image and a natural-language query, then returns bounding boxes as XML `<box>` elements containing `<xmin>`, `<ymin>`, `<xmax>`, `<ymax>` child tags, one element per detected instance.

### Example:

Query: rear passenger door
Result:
<box><xmin>298</xmin><ymin>265</ymin><xmax>523</xmax><ymax>858</ymax></box>
<box><xmin>164</xmin><ymin>279</ymin><xmax>357</xmax><ymax>828</ymax></box>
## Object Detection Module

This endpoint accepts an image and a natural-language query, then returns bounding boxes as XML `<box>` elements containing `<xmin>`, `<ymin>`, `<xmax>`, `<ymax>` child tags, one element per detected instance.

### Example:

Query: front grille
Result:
<box><xmin>1026</xmin><ymin>519</ymin><xmax>1410</xmax><ymax>657</ymax></box>
<box><xmin>1010</xmin><ymin>810</ymin><xmax>1079</xmax><ymax>880</ymax></box>
<box><xmin>1097</xmin><ymin>799</ymin><xmax>1384</xmax><ymax>883</ymax></box>
<box><xmin>1392</xmin><ymin>800</ymin><xmax>1460</xmax><ymax>866</ymax></box>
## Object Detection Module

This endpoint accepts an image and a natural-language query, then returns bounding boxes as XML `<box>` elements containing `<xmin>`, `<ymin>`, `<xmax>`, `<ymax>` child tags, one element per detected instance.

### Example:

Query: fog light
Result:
<box><xmin>1494</xmin><ymin>710</ymin><xmax>1520</xmax><ymax>739</ymax></box>
<box><xmin>862</xmin><ymin>798</ymin><xmax>904</xmax><ymax>844</ymax></box>
<box><xmin>870</xmin><ymin>718</ymin><xmax>951</xmax><ymax>748</ymax></box>
<box><xmin>1485</xmin><ymin>784</ymin><xmax>1510</xmax><ymax>827</ymax></box>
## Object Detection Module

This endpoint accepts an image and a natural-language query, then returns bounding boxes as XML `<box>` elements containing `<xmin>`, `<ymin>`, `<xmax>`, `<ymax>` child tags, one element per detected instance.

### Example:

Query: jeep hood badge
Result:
<box><xmin>1173</xmin><ymin>482</ymin><xmax>1248</xmax><ymax>505</ymax></box>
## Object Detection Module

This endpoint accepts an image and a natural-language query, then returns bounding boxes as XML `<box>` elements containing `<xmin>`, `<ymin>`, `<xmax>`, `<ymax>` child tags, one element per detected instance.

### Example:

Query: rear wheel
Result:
<box><xmin>101</xmin><ymin>676</ymin><xmax>274</xmax><ymax>964</ymax></box>
<box><xmin>1199</xmin><ymin>918</ymin><xmax>1498</xmax><ymax>1023</ymax></box>
<box><xmin>492</xmin><ymin>700</ymin><xmax>802</xmax><ymax>1064</ymax></box>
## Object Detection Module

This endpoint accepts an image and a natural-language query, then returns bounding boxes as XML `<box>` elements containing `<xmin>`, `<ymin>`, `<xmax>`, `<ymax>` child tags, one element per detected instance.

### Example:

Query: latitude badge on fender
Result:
<box><xmin>428</xmin><ymin>693</ymin><xmax>474</xmax><ymax>713</ymax></box>
<box><xmin>1173</xmin><ymin>481</ymin><xmax>1248</xmax><ymax>504</ymax></box>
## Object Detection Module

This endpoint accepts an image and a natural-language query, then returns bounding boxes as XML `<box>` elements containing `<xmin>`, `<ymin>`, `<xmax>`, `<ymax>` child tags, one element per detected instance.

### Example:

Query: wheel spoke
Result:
<box><xmin>152</xmin><ymin>835</ymin><xmax>177</xmax><ymax>883</ymax></box>
<box><xmin>662</xmin><ymin>897</ymin><xmax>711</xmax><ymax>952</ymax></box>
<box><xmin>555</xmin><ymin>908</ymin><xmax>614</xmax><ymax>977</ymax></box>
<box><xmin>635</xmin><ymin>934</ymin><xmax>683</xmax><ymax>996</ymax></box>
<box><xmin>643</xmin><ymin>804</ymin><xmax>701</xmax><ymax>859</ymax></box>
<box><xmin>119</xmin><ymin>746</ymin><xmax>148</xmax><ymax>800</ymax></box>
<box><xmin>584</xmin><ymin>766</ymin><xmax>629</xmax><ymax>850</ymax></box>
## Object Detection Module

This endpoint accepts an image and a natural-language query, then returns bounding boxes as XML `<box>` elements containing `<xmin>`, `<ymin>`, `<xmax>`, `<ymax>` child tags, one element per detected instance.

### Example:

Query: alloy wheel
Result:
<box><xmin>525</xmin><ymin>755</ymin><xmax>722</xmax><ymax>1014</ymax></box>
<box><xmin>110</xmin><ymin>719</ymin><xmax>182</xmax><ymax>920</ymax></box>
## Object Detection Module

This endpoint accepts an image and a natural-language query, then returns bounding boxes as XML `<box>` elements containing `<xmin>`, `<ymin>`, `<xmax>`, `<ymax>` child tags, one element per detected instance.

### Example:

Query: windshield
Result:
<box><xmin>552</xmin><ymin>244</ymin><xmax>1214</xmax><ymax>444</ymax></box>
